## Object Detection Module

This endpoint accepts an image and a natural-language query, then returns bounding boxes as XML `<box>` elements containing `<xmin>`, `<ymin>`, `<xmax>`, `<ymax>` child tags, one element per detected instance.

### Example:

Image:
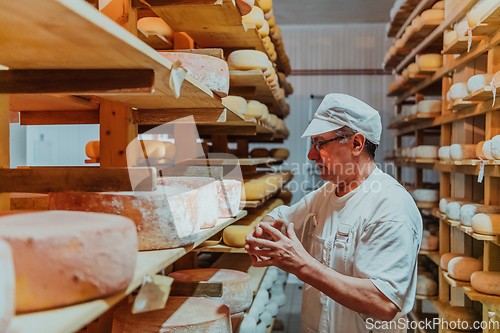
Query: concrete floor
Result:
<box><xmin>272</xmin><ymin>274</ymin><xmax>303</xmax><ymax>333</ymax></box>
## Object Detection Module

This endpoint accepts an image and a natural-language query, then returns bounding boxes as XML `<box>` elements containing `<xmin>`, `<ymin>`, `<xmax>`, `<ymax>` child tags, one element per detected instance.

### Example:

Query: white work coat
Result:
<box><xmin>268</xmin><ymin>168</ymin><xmax>422</xmax><ymax>333</ymax></box>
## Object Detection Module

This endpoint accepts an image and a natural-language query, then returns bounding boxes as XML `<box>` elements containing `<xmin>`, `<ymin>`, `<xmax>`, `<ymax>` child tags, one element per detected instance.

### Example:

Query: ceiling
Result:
<box><xmin>273</xmin><ymin>0</ymin><xmax>396</xmax><ymax>25</ymax></box>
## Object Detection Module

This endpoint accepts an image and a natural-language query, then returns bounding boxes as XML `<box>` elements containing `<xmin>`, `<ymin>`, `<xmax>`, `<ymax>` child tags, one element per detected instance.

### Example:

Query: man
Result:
<box><xmin>245</xmin><ymin>93</ymin><xmax>422</xmax><ymax>333</ymax></box>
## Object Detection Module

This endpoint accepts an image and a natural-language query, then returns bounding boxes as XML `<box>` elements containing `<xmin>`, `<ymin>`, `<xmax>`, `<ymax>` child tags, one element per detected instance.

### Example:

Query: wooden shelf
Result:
<box><xmin>8</xmin><ymin>210</ymin><xmax>248</xmax><ymax>333</ymax></box>
<box><xmin>241</xmin><ymin>171</ymin><xmax>294</xmax><ymax>208</ymax></box>
<box><xmin>442</xmin><ymin>36</ymin><xmax>483</xmax><ymax>55</ymax></box>
<box><xmin>469</xmin><ymin>2</ymin><xmax>500</xmax><ymax>37</ymax></box>
<box><xmin>442</xmin><ymin>271</ymin><xmax>471</xmax><ymax>288</ymax></box>
<box><xmin>450</xmin><ymin>98</ymin><xmax>478</xmax><ymax>111</ymax></box>
<box><xmin>229</xmin><ymin>70</ymin><xmax>284</xmax><ymax>117</ymax></box>
<box><xmin>419</xmin><ymin>249</ymin><xmax>440</xmax><ymax>266</ymax></box>
<box><xmin>388</xmin><ymin>112</ymin><xmax>440</xmax><ymax>129</ymax></box>
<box><xmin>394</xmin><ymin>0</ymin><xmax>438</xmax><ymax>39</ymax></box>
<box><xmin>0</xmin><ymin>0</ymin><xmax>228</xmax><ymax>110</ymax></box>
<box><xmin>137</xmin><ymin>26</ymin><xmax>173</xmax><ymax>50</ymax></box>
<box><xmin>415</xmin><ymin>294</ymin><xmax>439</xmax><ymax>301</ymax></box>
<box><xmin>416</xmin><ymin>200</ymin><xmax>439</xmax><ymax>209</ymax></box>
<box><xmin>463</xmin><ymin>86</ymin><xmax>498</xmax><ymax>102</ymax></box>
<box><xmin>463</xmin><ymin>285</ymin><xmax>500</xmax><ymax>308</ymax></box>
<box><xmin>185</xmin><ymin>156</ymin><xmax>286</xmax><ymax>167</ymax></box>
<box><xmin>196</xmin><ymin>244</ymin><xmax>247</xmax><ymax>253</ymax></box>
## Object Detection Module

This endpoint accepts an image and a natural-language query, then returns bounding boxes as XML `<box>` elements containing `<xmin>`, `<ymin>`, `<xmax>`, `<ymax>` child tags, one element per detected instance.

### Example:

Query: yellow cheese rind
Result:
<box><xmin>223</xmin><ymin>225</ymin><xmax>254</xmax><ymax>247</ymax></box>
<box><xmin>228</xmin><ymin>50</ymin><xmax>269</xmax><ymax>71</ymax></box>
<box><xmin>440</xmin><ymin>253</ymin><xmax>463</xmax><ymax>271</ymax></box>
<box><xmin>472</xmin><ymin>213</ymin><xmax>500</xmax><ymax>235</ymax></box>
<box><xmin>223</xmin><ymin>96</ymin><xmax>248</xmax><ymax>114</ymax></box>
<box><xmin>416</xmin><ymin>54</ymin><xmax>443</xmax><ymax>69</ymax></box>
<box><xmin>259</xmin><ymin>0</ymin><xmax>272</xmax><ymax>13</ymax></box>
<box><xmin>137</xmin><ymin>17</ymin><xmax>174</xmax><ymax>39</ymax></box>
<box><xmin>242</xmin><ymin>6</ymin><xmax>265</xmax><ymax>29</ymax></box>
<box><xmin>448</xmin><ymin>257</ymin><xmax>483</xmax><ymax>281</ymax></box>
<box><xmin>471</xmin><ymin>271</ymin><xmax>500</xmax><ymax>296</ymax></box>
<box><xmin>85</xmin><ymin>140</ymin><xmax>100</xmax><ymax>159</ymax></box>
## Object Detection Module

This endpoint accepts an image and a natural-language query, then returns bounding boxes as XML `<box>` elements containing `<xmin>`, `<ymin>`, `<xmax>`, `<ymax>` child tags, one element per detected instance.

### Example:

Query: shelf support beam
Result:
<box><xmin>0</xmin><ymin>95</ymin><xmax>9</xmax><ymax>210</ymax></box>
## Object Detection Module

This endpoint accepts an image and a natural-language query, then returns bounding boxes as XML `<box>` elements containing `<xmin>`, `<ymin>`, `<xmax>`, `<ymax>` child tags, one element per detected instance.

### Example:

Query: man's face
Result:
<box><xmin>307</xmin><ymin>131</ymin><xmax>353</xmax><ymax>183</ymax></box>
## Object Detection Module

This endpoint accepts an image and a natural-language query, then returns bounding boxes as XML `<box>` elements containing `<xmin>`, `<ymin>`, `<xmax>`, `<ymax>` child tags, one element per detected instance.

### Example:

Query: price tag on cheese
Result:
<box><xmin>169</xmin><ymin>60</ymin><xmax>187</xmax><ymax>98</ymax></box>
<box><xmin>478</xmin><ymin>158</ymin><xmax>485</xmax><ymax>183</ymax></box>
<box><xmin>132</xmin><ymin>275</ymin><xmax>174</xmax><ymax>314</ymax></box>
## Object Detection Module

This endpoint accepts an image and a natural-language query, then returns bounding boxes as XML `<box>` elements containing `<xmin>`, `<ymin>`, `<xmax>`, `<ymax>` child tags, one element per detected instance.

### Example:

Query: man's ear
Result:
<box><xmin>352</xmin><ymin>133</ymin><xmax>365</xmax><ymax>157</ymax></box>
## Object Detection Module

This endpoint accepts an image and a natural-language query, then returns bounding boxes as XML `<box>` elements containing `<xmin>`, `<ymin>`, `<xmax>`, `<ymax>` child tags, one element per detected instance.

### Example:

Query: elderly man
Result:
<box><xmin>245</xmin><ymin>94</ymin><xmax>422</xmax><ymax>333</ymax></box>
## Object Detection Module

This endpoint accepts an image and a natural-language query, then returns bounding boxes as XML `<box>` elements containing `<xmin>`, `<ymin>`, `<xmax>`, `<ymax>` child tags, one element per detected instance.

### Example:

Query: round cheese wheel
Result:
<box><xmin>416</xmin><ymin>145</ymin><xmax>439</xmax><ymax>159</ymax></box>
<box><xmin>416</xmin><ymin>54</ymin><xmax>443</xmax><ymax>69</ymax></box>
<box><xmin>0</xmin><ymin>211</ymin><xmax>137</xmax><ymax>312</ymax></box>
<box><xmin>242</xmin><ymin>6</ymin><xmax>265</xmax><ymax>28</ymax></box>
<box><xmin>137</xmin><ymin>17</ymin><xmax>174</xmax><ymax>39</ymax></box>
<box><xmin>443</xmin><ymin>306</ymin><xmax>481</xmax><ymax>329</ymax></box>
<box><xmin>421</xmin><ymin>9</ymin><xmax>444</xmax><ymax>22</ymax></box>
<box><xmin>259</xmin><ymin>20</ymin><xmax>269</xmax><ymax>38</ymax></box>
<box><xmin>260</xmin><ymin>311</ymin><xmax>273</xmax><ymax>326</ymax></box>
<box><xmin>490</xmin><ymin>134</ymin><xmax>500</xmax><ymax>159</ymax></box>
<box><xmin>433</xmin><ymin>1</ymin><xmax>444</xmax><ymax>9</ymax></box>
<box><xmin>112</xmin><ymin>297</ymin><xmax>231</xmax><ymax>333</ymax></box>
<box><xmin>407</xmin><ymin>63</ymin><xmax>419</xmax><ymax>76</ymax></box>
<box><xmin>460</xmin><ymin>204</ymin><xmax>500</xmax><ymax>227</ymax></box>
<box><xmin>243</xmin><ymin>180</ymin><xmax>267</xmax><ymax>200</ymax></box>
<box><xmin>266</xmin><ymin>70</ymin><xmax>276</xmax><ymax>84</ymax></box>
<box><xmin>471</xmin><ymin>271</ymin><xmax>500</xmax><ymax>296</ymax></box>
<box><xmin>467</xmin><ymin>74</ymin><xmax>494</xmax><ymax>93</ymax></box>
<box><xmin>169</xmin><ymin>269</ymin><xmax>252</xmax><ymax>314</ymax></box>
<box><xmin>140</xmin><ymin>140</ymin><xmax>166</xmax><ymax>159</ymax></box>
<box><xmin>417</xmin><ymin>100</ymin><xmax>441</xmax><ymax>113</ymax></box>
<box><xmin>446</xmin><ymin>201</ymin><xmax>464</xmax><ymax>220</ymax></box>
<box><xmin>159</xmin><ymin>52</ymin><xmax>230</xmax><ymax>97</ymax></box>
<box><xmin>440</xmin><ymin>253</ymin><xmax>463</xmax><ymax>271</ymax></box>
<box><xmin>85</xmin><ymin>140</ymin><xmax>100</xmax><ymax>159</ymax></box>
<box><xmin>269</xmin><ymin>50</ymin><xmax>277</xmax><ymax>62</ymax></box>
<box><xmin>267</xmin><ymin>15</ymin><xmax>275</xmax><ymax>28</ymax></box>
<box><xmin>482</xmin><ymin>140</ymin><xmax>494</xmax><ymax>160</ymax></box>
<box><xmin>246</xmin><ymin>100</ymin><xmax>266</xmax><ymax>119</ymax></box>
<box><xmin>449</xmin><ymin>82</ymin><xmax>469</xmax><ymax>100</ymax></box>
<box><xmin>421</xmin><ymin>230</ymin><xmax>439</xmax><ymax>251</ymax></box>
<box><xmin>416</xmin><ymin>274</ymin><xmax>438</xmax><ymax>296</ymax></box>
<box><xmin>271</xmin><ymin>26</ymin><xmax>281</xmax><ymax>40</ymax></box>
<box><xmin>256</xmin><ymin>322</ymin><xmax>267</xmax><ymax>333</ymax></box>
<box><xmin>235</xmin><ymin>0</ymin><xmax>255</xmax><ymax>15</ymax></box>
<box><xmin>438</xmin><ymin>146</ymin><xmax>451</xmax><ymax>160</ymax></box>
<box><xmin>259</xmin><ymin>0</ymin><xmax>272</xmax><ymax>13</ymax></box>
<box><xmin>228</xmin><ymin>50</ymin><xmax>269</xmax><ymax>71</ymax></box>
<box><xmin>448</xmin><ymin>257</ymin><xmax>483</xmax><ymax>281</ymax></box>
<box><xmin>468</xmin><ymin>0</ymin><xmax>497</xmax><ymax>28</ymax></box>
<box><xmin>264</xmin><ymin>8</ymin><xmax>273</xmax><ymax>19</ymax></box>
<box><xmin>265</xmin><ymin>301</ymin><xmax>279</xmax><ymax>316</ymax></box>
<box><xmin>450</xmin><ymin>144</ymin><xmax>477</xmax><ymax>160</ymax></box>
<box><xmin>455</xmin><ymin>18</ymin><xmax>469</xmax><ymax>37</ymax></box>
<box><xmin>270</xmin><ymin>148</ymin><xmax>289</xmax><ymax>158</ymax></box>
<box><xmin>263</xmin><ymin>60</ymin><xmax>274</xmax><ymax>77</ymax></box>
<box><xmin>250</xmin><ymin>148</ymin><xmax>269</xmax><ymax>158</ymax></box>
<box><xmin>0</xmin><ymin>240</ymin><xmax>14</xmax><ymax>333</ymax></box>
<box><xmin>444</xmin><ymin>30</ymin><xmax>458</xmax><ymax>47</ymax></box>
<box><xmin>223</xmin><ymin>96</ymin><xmax>248</xmax><ymax>114</ymax></box>
<box><xmin>223</xmin><ymin>225</ymin><xmax>253</xmax><ymax>247</ymax></box>
<box><xmin>239</xmin><ymin>315</ymin><xmax>257</xmax><ymax>333</ymax></box>
<box><xmin>411</xmin><ymin>189</ymin><xmax>439</xmax><ymax>203</ymax></box>
<box><xmin>476</xmin><ymin>141</ymin><xmax>487</xmax><ymax>159</ymax></box>
<box><xmin>472</xmin><ymin>213</ymin><xmax>500</xmax><ymax>235</ymax></box>
<box><xmin>440</xmin><ymin>197</ymin><xmax>461</xmax><ymax>213</ymax></box>
<box><xmin>262</xmin><ymin>36</ymin><xmax>272</xmax><ymax>49</ymax></box>
<box><xmin>395</xmin><ymin>38</ymin><xmax>404</xmax><ymax>49</ymax></box>
<box><xmin>270</xmin><ymin>292</ymin><xmax>286</xmax><ymax>306</ymax></box>
<box><xmin>412</xmin><ymin>16</ymin><xmax>423</xmax><ymax>31</ymax></box>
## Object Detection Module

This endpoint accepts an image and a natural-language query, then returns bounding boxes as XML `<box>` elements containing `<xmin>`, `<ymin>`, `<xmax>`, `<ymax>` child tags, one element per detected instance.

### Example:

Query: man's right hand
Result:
<box><xmin>253</xmin><ymin>216</ymin><xmax>286</xmax><ymax>240</ymax></box>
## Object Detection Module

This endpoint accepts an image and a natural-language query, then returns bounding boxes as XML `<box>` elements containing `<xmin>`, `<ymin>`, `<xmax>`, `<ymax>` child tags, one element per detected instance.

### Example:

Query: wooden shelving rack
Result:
<box><xmin>385</xmin><ymin>1</ymin><xmax>500</xmax><ymax>331</ymax></box>
<box><xmin>0</xmin><ymin>0</ymin><xmax>293</xmax><ymax>332</ymax></box>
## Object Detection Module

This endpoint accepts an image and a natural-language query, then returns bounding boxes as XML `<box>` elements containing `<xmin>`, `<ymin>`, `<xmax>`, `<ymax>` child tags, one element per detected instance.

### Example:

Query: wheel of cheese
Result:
<box><xmin>460</xmin><ymin>204</ymin><xmax>500</xmax><ymax>226</ymax></box>
<box><xmin>416</xmin><ymin>145</ymin><xmax>439</xmax><ymax>159</ymax></box>
<box><xmin>246</xmin><ymin>100</ymin><xmax>266</xmax><ymax>119</ymax></box>
<box><xmin>490</xmin><ymin>135</ymin><xmax>500</xmax><ymax>159</ymax></box>
<box><xmin>0</xmin><ymin>240</ymin><xmax>14</xmax><ymax>332</ymax></box>
<box><xmin>169</xmin><ymin>269</ymin><xmax>252</xmax><ymax>314</ymax></box>
<box><xmin>468</xmin><ymin>0</ymin><xmax>499</xmax><ymax>28</ymax></box>
<box><xmin>271</xmin><ymin>26</ymin><xmax>282</xmax><ymax>40</ymax></box>
<box><xmin>242</xmin><ymin>6</ymin><xmax>265</xmax><ymax>29</ymax></box>
<box><xmin>259</xmin><ymin>20</ymin><xmax>269</xmax><ymax>38</ymax></box>
<box><xmin>243</xmin><ymin>181</ymin><xmax>267</xmax><ymax>200</ymax></box>
<box><xmin>482</xmin><ymin>140</ymin><xmax>494</xmax><ymax>160</ymax></box>
<box><xmin>173</xmin><ymin>32</ymin><xmax>195</xmax><ymax>50</ymax></box>
<box><xmin>416</xmin><ymin>54</ymin><xmax>443</xmax><ymax>69</ymax></box>
<box><xmin>262</xmin><ymin>36</ymin><xmax>272</xmax><ymax>49</ymax></box>
<box><xmin>438</xmin><ymin>146</ymin><xmax>451</xmax><ymax>160</ymax></box>
<box><xmin>159</xmin><ymin>52</ymin><xmax>229</xmax><ymax>97</ymax></box>
<box><xmin>223</xmin><ymin>96</ymin><xmax>248</xmax><ymax>114</ymax></box>
<box><xmin>446</xmin><ymin>201</ymin><xmax>467</xmax><ymax>220</ymax></box>
<box><xmin>471</xmin><ymin>271</ymin><xmax>500</xmax><ymax>296</ymax></box>
<box><xmin>49</xmin><ymin>186</ymin><xmax>202</xmax><ymax>251</ymax></box>
<box><xmin>433</xmin><ymin>1</ymin><xmax>444</xmax><ymax>9</ymax></box>
<box><xmin>410</xmin><ymin>147</ymin><xmax>418</xmax><ymax>159</ymax></box>
<box><xmin>444</xmin><ymin>30</ymin><xmax>458</xmax><ymax>47</ymax></box>
<box><xmin>112</xmin><ymin>296</ymin><xmax>231</xmax><ymax>333</ymax></box>
<box><xmin>395</xmin><ymin>38</ymin><xmax>404</xmax><ymax>49</ymax></box>
<box><xmin>223</xmin><ymin>225</ymin><xmax>253</xmax><ymax>247</ymax></box>
<box><xmin>85</xmin><ymin>140</ymin><xmax>100</xmax><ymax>159</ymax></box>
<box><xmin>235</xmin><ymin>0</ymin><xmax>255</xmax><ymax>16</ymax></box>
<box><xmin>450</xmin><ymin>144</ymin><xmax>477</xmax><ymax>161</ymax></box>
<box><xmin>270</xmin><ymin>148</ymin><xmax>289</xmax><ymax>158</ymax></box>
<box><xmin>421</xmin><ymin>230</ymin><xmax>439</xmax><ymax>251</ymax></box>
<box><xmin>421</xmin><ymin>9</ymin><xmax>444</xmax><ymax>23</ymax></box>
<box><xmin>228</xmin><ymin>50</ymin><xmax>269</xmax><ymax>71</ymax></box>
<box><xmin>250</xmin><ymin>148</ymin><xmax>269</xmax><ymax>158</ymax></box>
<box><xmin>417</xmin><ymin>100</ymin><xmax>441</xmax><ymax>113</ymax></box>
<box><xmin>216</xmin><ymin>180</ymin><xmax>242</xmax><ymax>218</ymax></box>
<box><xmin>448</xmin><ymin>257</ymin><xmax>483</xmax><ymax>281</ymax></box>
<box><xmin>267</xmin><ymin>15</ymin><xmax>275</xmax><ymax>28</ymax></box>
<box><xmin>416</xmin><ymin>274</ymin><xmax>438</xmax><ymax>296</ymax></box>
<box><xmin>406</xmin><ymin>63</ymin><xmax>419</xmax><ymax>77</ymax></box>
<box><xmin>157</xmin><ymin>177</ymin><xmax>218</xmax><ymax>229</ymax></box>
<box><xmin>259</xmin><ymin>0</ymin><xmax>272</xmax><ymax>13</ymax></box>
<box><xmin>263</xmin><ymin>60</ymin><xmax>274</xmax><ymax>77</ymax></box>
<box><xmin>412</xmin><ymin>16</ymin><xmax>423</xmax><ymax>31</ymax></box>
<box><xmin>443</xmin><ymin>306</ymin><xmax>481</xmax><ymax>330</ymax></box>
<box><xmin>440</xmin><ymin>253</ymin><xmax>463</xmax><ymax>271</ymax></box>
<box><xmin>0</xmin><ymin>211</ymin><xmax>137</xmax><ymax>312</ymax></box>
<box><xmin>411</xmin><ymin>189</ymin><xmax>439</xmax><ymax>203</ymax></box>
<box><xmin>260</xmin><ymin>105</ymin><xmax>270</xmax><ymax>123</ymax></box>
<box><xmin>269</xmin><ymin>50</ymin><xmax>277</xmax><ymax>62</ymax></box>
<box><xmin>449</xmin><ymin>82</ymin><xmax>469</xmax><ymax>100</ymax></box>
<box><xmin>239</xmin><ymin>315</ymin><xmax>257</xmax><ymax>333</ymax></box>
<box><xmin>476</xmin><ymin>141</ymin><xmax>487</xmax><ymax>159</ymax></box>
<box><xmin>455</xmin><ymin>18</ymin><xmax>469</xmax><ymax>37</ymax></box>
<box><xmin>137</xmin><ymin>17</ymin><xmax>174</xmax><ymax>39</ymax></box>
<box><xmin>467</xmin><ymin>74</ymin><xmax>494</xmax><ymax>93</ymax></box>
<box><xmin>440</xmin><ymin>197</ymin><xmax>462</xmax><ymax>213</ymax></box>
<box><xmin>260</xmin><ymin>311</ymin><xmax>273</xmax><ymax>326</ymax></box>
<box><xmin>266</xmin><ymin>70</ymin><xmax>276</xmax><ymax>84</ymax></box>
<box><xmin>472</xmin><ymin>213</ymin><xmax>500</xmax><ymax>235</ymax></box>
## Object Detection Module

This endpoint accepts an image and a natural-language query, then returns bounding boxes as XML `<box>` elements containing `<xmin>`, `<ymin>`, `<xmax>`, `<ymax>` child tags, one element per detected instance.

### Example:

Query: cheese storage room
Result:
<box><xmin>4</xmin><ymin>0</ymin><xmax>500</xmax><ymax>332</ymax></box>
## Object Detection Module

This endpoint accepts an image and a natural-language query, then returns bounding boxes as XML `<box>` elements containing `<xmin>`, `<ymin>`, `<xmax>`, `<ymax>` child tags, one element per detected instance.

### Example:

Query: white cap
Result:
<box><xmin>301</xmin><ymin>93</ymin><xmax>382</xmax><ymax>145</ymax></box>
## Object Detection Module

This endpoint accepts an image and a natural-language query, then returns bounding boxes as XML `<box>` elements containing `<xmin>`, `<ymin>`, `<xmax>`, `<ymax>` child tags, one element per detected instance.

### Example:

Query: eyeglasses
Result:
<box><xmin>311</xmin><ymin>134</ymin><xmax>353</xmax><ymax>151</ymax></box>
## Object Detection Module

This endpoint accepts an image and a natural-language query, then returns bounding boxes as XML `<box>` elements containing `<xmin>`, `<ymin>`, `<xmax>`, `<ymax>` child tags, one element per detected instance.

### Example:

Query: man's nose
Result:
<box><xmin>308</xmin><ymin>145</ymin><xmax>319</xmax><ymax>161</ymax></box>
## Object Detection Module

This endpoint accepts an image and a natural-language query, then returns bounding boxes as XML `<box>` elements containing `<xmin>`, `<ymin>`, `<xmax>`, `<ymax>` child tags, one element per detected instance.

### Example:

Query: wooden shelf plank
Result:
<box><xmin>442</xmin><ymin>271</ymin><xmax>471</xmax><ymax>288</ymax></box>
<box><xmin>419</xmin><ymin>249</ymin><xmax>440</xmax><ymax>266</ymax></box>
<box><xmin>463</xmin><ymin>285</ymin><xmax>500</xmax><ymax>307</ymax></box>
<box><xmin>463</xmin><ymin>86</ymin><xmax>497</xmax><ymax>102</ymax></box>
<box><xmin>450</xmin><ymin>99</ymin><xmax>477</xmax><ymax>111</ymax></box>
<box><xmin>442</xmin><ymin>36</ymin><xmax>483</xmax><ymax>55</ymax></box>
<box><xmin>416</xmin><ymin>200</ymin><xmax>439</xmax><ymax>209</ymax></box>
<box><xmin>388</xmin><ymin>112</ymin><xmax>440</xmax><ymax>129</ymax></box>
<box><xmin>137</xmin><ymin>26</ymin><xmax>173</xmax><ymax>50</ymax></box>
<box><xmin>8</xmin><ymin>211</ymin><xmax>248</xmax><ymax>333</ymax></box>
<box><xmin>196</xmin><ymin>244</ymin><xmax>247</xmax><ymax>253</ymax></box>
<box><xmin>184</xmin><ymin>157</ymin><xmax>286</xmax><ymax>166</ymax></box>
<box><xmin>10</xmin><ymin>95</ymin><xmax>99</xmax><ymax>112</ymax></box>
<box><xmin>394</xmin><ymin>0</ymin><xmax>437</xmax><ymax>39</ymax></box>
<box><xmin>0</xmin><ymin>0</ymin><xmax>225</xmax><ymax>110</ymax></box>
<box><xmin>469</xmin><ymin>2</ymin><xmax>500</xmax><ymax>36</ymax></box>
<box><xmin>241</xmin><ymin>171</ymin><xmax>294</xmax><ymax>208</ymax></box>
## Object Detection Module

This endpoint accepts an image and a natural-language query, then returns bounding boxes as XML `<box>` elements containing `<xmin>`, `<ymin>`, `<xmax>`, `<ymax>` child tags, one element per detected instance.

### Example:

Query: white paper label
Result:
<box><xmin>468</xmin><ymin>27</ymin><xmax>473</xmax><ymax>52</ymax></box>
<box><xmin>169</xmin><ymin>60</ymin><xmax>187</xmax><ymax>98</ymax></box>
<box><xmin>478</xmin><ymin>158</ymin><xmax>485</xmax><ymax>183</ymax></box>
<box><xmin>133</xmin><ymin>275</ymin><xmax>174</xmax><ymax>314</ymax></box>
<box><xmin>491</xmin><ymin>78</ymin><xmax>497</xmax><ymax>107</ymax></box>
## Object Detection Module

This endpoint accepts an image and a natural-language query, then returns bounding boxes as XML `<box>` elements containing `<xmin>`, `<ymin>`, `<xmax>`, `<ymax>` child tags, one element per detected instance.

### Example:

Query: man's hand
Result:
<box><xmin>245</xmin><ymin>222</ymin><xmax>313</xmax><ymax>276</ymax></box>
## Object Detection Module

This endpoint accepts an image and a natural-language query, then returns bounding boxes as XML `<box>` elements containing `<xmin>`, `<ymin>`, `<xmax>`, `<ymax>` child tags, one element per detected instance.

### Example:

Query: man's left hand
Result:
<box><xmin>245</xmin><ymin>222</ymin><xmax>313</xmax><ymax>276</ymax></box>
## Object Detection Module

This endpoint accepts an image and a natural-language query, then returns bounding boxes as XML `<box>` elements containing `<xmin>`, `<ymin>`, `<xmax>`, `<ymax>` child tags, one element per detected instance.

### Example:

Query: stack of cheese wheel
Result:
<box><xmin>137</xmin><ymin>17</ymin><xmax>174</xmax><ymax>42</ymax></box>
<box><xmin>472</xmin><ymin>213</ymin><xmax>500</xmax><ymax>235</ymax></box>
<box><xmin>411</xmin><ymin>189</ymin><xmax>439</xmax><ymax>203</ymax></box>
<box><xmin>246</xmin><ymin>100</ymin><xmax>270</xmax><ymax>121</ymax></box>
<box><xmin>448</xmin><ymin>256</ymin><xmax>483</xmax><ymax>281</ymax></box>
<box><xmin>0</xmin><ymin>211</ymin><xmax>137</xmax><ymax>312</ymax></box>
<box><xmin>461</xmin><ymin>204</ymin><xmax>500</xmax><ymax>226</ymax></box>
<box><xmin>49</xmin><ymin>186</ymin><xmax>204</xmax><ymax>251</ymax></box>
<box><xmin>112</xmin><ymin>297</ymin><xmax>232</xmax><ymax>333</ymax></box>
<box><xmin>223</xmin><ymin>95</ymin><xmax>248</xmax><ymax>115</ymax></box>
<box><xmin>169</xmin><ymin>268</ymin><xmax>252</xmax><ymax>314</ymax></box>
<box><xmin>440</xmin><ymin>253</ymin><xmax>463</xmax><ymax>271</ymax></box>
<box><xmin>242</xmin><ymin>7</ymin><xmax>269</xmax><ymax>38</ymax></box>
<box><xmin>440</xmin><ymin>197</ymin><xmax>463</xmax><ymax>214</ymax></box>
<box><xmin>471</xmin><ymin>271</ymin><xmax>500</xmax><ymax>296</ymax></box>
<box><xmin>159</xmin><ymin>52</ymin><xmax>230</xmax><ymax>97</ymax></box>
<box><xmin>420</xmin><ymin>230</ymin><xmax>439</xmax><ymax>250</ymax></box>
<box><xmin>157</xmin><ymin>177</ymin><xmax>218</xmax><ymax>229</ymax></box>
<box><xmin>0</xmin><ymin>240</ymin><xmax>15</xmax><ymax>332</ymax></box>
<box><xmin>215</xmin><ymin>179</ymin><xmax>243</xmax><ymax>218</ymax></box>
<box><xmin>468</xmin><ymin>74</ymin><xmax>493</xmax><ymax>93</ymax></box>
<box><xmin>420</xmin><ymin>8</ymin><xmax>444</xmax><ymax>26</ymax></box>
